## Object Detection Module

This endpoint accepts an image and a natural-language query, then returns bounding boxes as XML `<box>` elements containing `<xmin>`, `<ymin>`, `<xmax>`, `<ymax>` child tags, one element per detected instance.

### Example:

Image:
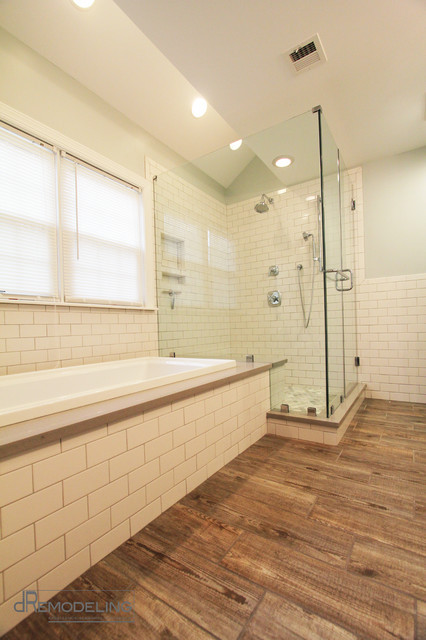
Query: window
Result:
<box><xmin>0</xmin><ymin>126</ymin><xmax>58</xmax><ymax>299</ymax></box>
<box><xmin>0</xmin><ymin>119</ymin><xmax>153</xmax><ymax>308</ymax></box>
<box><xmin>61</xmin><ymin>156</ymin><xmax>144</xmax><ymax>306</ymax></box>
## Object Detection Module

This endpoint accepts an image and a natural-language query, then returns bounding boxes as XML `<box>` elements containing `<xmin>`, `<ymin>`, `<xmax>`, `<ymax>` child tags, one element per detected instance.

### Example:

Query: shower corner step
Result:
<box><xmin>266</xmin><ymin>383</ymin><xmax>366</xmax><ymax>445</ymax></box>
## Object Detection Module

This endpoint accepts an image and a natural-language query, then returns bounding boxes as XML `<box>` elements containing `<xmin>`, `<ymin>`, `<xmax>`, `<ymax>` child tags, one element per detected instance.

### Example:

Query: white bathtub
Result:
<box><xmin>0</xmin><ymin>357</ymin><xmax>236</xmax><ymax>428</ymax></box>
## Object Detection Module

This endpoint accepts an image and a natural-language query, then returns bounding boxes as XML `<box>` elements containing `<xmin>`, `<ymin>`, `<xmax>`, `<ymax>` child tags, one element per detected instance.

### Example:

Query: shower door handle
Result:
<box><xmin>324</xmin><ymin>268</ymin><xmax>353</xmax><ymax>292</ymax></box>
<box><xmin>336</xmin><ymin>269</ymin><xmax>353</xmax><ymax>292</ymax></box>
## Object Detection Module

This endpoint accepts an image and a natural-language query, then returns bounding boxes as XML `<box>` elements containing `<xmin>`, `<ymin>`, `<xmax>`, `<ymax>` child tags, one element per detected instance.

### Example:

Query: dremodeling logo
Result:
<box><xmin>14</xmin><ymin>589</ymin><xmax>135</xmax><ymax>624</ymax></box>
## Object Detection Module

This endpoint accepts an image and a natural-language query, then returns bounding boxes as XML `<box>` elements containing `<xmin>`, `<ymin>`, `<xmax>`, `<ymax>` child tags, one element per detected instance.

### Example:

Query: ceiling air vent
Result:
<box><xmin>287</xmin><ymin>34</ymin><xmax>327</xmax><ymax>73</ymax></box>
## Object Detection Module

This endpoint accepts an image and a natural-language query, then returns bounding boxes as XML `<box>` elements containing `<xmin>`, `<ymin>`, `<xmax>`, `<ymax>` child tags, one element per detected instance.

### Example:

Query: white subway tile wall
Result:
<box><xmin>151</xmin><ymin>159</ymin><xmax>425</xmax><ymax>404</ymax></box>
<box><xmin>1</xmin><ymin>159</ymin><xmax>423</xmax><ymax>401</ymax></box>
<box><xmin>148</xmin><ymin>159</ymin><xmax>232</xmax><ymax>359</ymax></box>
<box><xmin>0</xmin><ymin>306</ymin><xmax>158</xmax><ymax>375</ymax></box>
<box><xmin>227</xmin><ymin>180</ymin><xmax>327</xmax><ymax>390</ymax></box>
<box><xmin>348</xmin><ymin>168</ymin><xmax>426</xmax><ymax>403</ymax></box>
<box><xmin>0</xmin><ymin>371</ymin><xmax>269</xmax><ymax>635</ymax></box>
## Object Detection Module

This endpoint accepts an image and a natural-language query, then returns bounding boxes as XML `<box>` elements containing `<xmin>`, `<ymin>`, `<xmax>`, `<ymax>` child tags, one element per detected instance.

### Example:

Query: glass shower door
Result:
<box><xmin>317</xmin><ymin>109</ymin><xmax>345</xmax><ymax>416</ymax></box>
<box><xmin>340</xmin><ymin>154</ymin><xmax>358</xmax><ymax>398</ymax></box>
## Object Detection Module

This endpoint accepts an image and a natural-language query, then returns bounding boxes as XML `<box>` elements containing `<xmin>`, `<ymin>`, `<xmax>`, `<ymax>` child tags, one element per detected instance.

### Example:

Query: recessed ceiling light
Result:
<box><xmin>229</xmin><ymin>139</ymin><xmax>242</xmax><ymax>151</ymax></box>
<box><xmin>192</xmin><ymin>97</ymin><xmax>207</xmax><ymax>118</ymax></box>
<box><xmin>273</xmin><ymin>156</ymin><xmax>293</xmax><ymax>168</ymax></box>
<box><xmin>71</xmin><ymin>0</ymin><xmax>96</xmax><ymax>8</ymax></box>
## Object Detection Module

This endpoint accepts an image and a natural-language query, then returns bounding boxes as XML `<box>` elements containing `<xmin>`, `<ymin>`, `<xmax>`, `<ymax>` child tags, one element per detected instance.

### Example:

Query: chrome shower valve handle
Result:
<box><xmin>267</xmin><ymin>290</ymin><xmax>282</xmax><ymax>306</ymax></box>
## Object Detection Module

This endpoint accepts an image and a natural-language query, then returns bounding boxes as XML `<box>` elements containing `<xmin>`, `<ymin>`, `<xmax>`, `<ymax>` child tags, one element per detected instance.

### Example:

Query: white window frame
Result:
<box><xmin>0</xmin><ymin>102</ymin><xmax>156</xmax><ymax>310</ymax></box>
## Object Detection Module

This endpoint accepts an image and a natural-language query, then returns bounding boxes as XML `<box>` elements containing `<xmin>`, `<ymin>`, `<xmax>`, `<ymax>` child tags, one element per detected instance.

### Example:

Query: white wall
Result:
<box><xmin>363</xmin><ymin>147</ymin><xmax>426</xmax><ymax>278</ymax></box>
<box><xmin>0</xmin><ymin>27</ymin><xmax>183</xmax><ymax>179</ymax></box>
<box><xmin>350</xmin><ymin>167</ymin><xmax>426</xmax><ymax>403</ymax></box>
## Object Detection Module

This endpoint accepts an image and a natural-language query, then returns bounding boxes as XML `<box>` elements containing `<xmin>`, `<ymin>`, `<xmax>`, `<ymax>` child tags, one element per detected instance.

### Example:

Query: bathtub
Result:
<box><xmin>0</xmin><ymin>357</ymin><xmax>236</xmax><ymax>428</ymax></box>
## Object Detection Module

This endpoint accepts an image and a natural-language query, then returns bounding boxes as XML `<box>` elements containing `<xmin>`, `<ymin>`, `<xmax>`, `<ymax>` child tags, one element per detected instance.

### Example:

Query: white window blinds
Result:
<box><xmin>60</xmin><ymin>157</ymin><xmax>144</xmax><ymax>306</ymax></box>
<box><xmin>0</xmin><ymin>125</ymin><xmax>58</xmax><ymax>299</ymax></box>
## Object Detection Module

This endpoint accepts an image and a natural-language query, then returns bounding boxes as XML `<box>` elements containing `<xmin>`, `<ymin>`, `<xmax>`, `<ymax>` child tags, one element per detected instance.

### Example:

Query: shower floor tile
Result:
<box><xmin>271</xmin><ymin>385</ymin><xmax>343</xmax><ymax>416</ymax></box>
<box><xmin>275</xmin><ymin>384</ymin><xmax>327</xmax><ymax>415</ymax></box>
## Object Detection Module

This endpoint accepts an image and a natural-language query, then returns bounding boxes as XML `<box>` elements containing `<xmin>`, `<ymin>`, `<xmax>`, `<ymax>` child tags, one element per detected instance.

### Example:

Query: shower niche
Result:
<box><xmin>160</xmin><ymin>233</ymin><xmax>185</xmax><ymax>282</ymax></box>
<box><xmin>154</xmin><ymin>107</ymin><xmax>358</xmax><ymax>417</ymax></box>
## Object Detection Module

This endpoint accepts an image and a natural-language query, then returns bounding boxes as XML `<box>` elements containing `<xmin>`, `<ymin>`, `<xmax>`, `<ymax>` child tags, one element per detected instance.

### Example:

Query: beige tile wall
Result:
<box><xmin>0</xmin><ymin>370</ymin><xmax>269</xmax><ymax>635</ymax></box>
<box><xmin>0</xmin><ymin>304</ymin><xmax>158</xmax><ymax>376</ymax></box>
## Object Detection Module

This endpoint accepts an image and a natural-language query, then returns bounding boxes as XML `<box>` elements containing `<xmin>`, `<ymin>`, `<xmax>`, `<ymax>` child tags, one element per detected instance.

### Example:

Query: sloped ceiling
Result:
<box><xmin>0</xmin><ymin>0</ymin><xmax>425</xmax><ymax>174</ymax></box>
<box><xmin>116</xmin><ymin>0</ymin><xmax>426</xmax><ymax>168</ymax></box>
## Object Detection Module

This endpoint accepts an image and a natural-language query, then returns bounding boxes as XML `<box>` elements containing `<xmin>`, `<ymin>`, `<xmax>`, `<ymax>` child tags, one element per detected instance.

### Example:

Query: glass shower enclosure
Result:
<box><xmin>152</xmin><ymin>107</ymin><xmax>357</xmax><ymax>418</ymax></box>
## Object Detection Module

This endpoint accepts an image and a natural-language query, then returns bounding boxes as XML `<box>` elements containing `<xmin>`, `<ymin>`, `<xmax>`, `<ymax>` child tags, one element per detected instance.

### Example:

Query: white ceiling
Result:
<box><xmin>0</xmin><ymin>0</ymin><xmax>425</xmax><ymax>170</ymax></box>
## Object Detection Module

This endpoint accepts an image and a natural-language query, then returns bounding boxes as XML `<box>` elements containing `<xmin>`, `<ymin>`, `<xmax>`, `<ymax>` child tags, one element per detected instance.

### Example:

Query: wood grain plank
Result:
<box><xmin>348</xmin><ymin>539</ymin><xmax>426</xmax><ymax>601</ymax></box>
<box><xmin>228</xmin><ymin>449</ymin><xmax>372</xmax><ymax>484</ymax></box>
<box><xmin>343</xmin><ymin>431</ymin><xmax>383</xmax><ymax>445</ymax></box>
<box><xmin>70</xmin><ymin>561</ymin><xmax>212</xmax><ymax>639</ymax></box>
<box><xmin>370</xmin><ymin>470</ymin><xmax>426</xmax><ymax>500</ymax></box>
<box><xmin>380</xmin><ymin>436</ymin><xmax>426</xmax><ymax>451</ymax></box>
<box><xmin>142</xmin><ymin>502</ymin><xmax>241</xmax><ymax>562</ymax></box>
<box><xmin>182</xmin><ymin>487</ymin><xmax>352</xmax><ymax>567</ymax></box>
<box><xmin>414</xmin><ymin>498</ymin><xmax>426</xmax><ymax>522</ymax></box>
<box><xmin>417</xmin><ymin>601</ymin><xmax>426</xmax><ymax>640</ymax></box>
<box><xmin>239</xmin><ymin>460</ymin><xmax>414</xmax><ymax>518</ymax></box>
<box><xmin>107</xmin><ymin>532</ymin><xmax>263</xmax><ymax>640</ymax></box>
<box><xmin>415</xmin><ymin>451</ymin><xmax>426</xmax><ymax>464</ymax></box>
<box><xmin>310</xmin><ymin>496</ymin><xmax>426</xmax><ymax>556</ymax></box>
<box><xmin>270</xmin><ymin>438</ymin><xmax>342</xmax><ymax>462</ymax></box>
<box><xmin>338</xmin><ymin>443</ymin><xmax>418</xmax><ymax>475</ymax></box>
<box><xmin>222</xmin><ymin>531</ymin><xmax>415</xmax><ymax>640</ymax></box>
<box><xmin>239</xmin><ymin>591</ymin><xmax>358</xmax><ymax>640</ymax></box>
<box><xmin>210</xmin><ymin>466</ymin><xmax>317</xmax><ymax>516</ymax></box>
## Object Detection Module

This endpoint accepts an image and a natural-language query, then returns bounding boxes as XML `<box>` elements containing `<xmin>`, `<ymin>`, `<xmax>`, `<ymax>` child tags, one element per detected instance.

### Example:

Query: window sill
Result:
<box><xmin>0</xmin><ymin>298</ymin><xmax>158</xmax><ymax>311</ymax></box>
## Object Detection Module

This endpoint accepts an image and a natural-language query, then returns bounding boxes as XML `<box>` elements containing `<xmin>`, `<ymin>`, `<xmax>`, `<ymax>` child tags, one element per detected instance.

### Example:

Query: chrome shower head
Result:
<box><xmin>254</xmin><ymin>193</ymin><xmax>274</xmax><ymax>213</ymax></box>
<box><xmin>303</xmin><ymin>231</ymin><xmax>313</xmax><ymax>240</ymax></box>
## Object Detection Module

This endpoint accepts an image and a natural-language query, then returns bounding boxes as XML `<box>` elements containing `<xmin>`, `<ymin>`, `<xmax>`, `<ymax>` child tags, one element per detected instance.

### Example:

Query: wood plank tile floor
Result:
<box><xmin>5</xmin><ymin>398</ymin><xmax>426</xmax><ymax>640</ymax></box>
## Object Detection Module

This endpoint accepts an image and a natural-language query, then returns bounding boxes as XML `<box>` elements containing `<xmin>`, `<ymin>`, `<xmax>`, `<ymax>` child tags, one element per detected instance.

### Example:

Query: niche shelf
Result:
<box><xmin>161</xmin><ymin>233</ymin><xmax>186</xmax><ymax>283</ymax></box>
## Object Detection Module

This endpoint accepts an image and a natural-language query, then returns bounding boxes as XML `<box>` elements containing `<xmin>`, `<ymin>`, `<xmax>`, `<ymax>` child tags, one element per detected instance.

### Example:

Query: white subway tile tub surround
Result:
<box><xmin>0</xmin><ymin>304</ymin><xmax>158</xmax><ymax>376</ymax></box>
<box><xmin>0</xmin><ymin>371</ymin><xmax>269</xmax><ymax>635</ymax></box>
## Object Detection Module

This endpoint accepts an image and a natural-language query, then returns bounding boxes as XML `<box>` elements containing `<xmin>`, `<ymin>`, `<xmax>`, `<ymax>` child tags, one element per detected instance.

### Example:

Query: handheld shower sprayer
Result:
<box><xmin>298</xmin><ymin>231</ymin><xmax>317</xmax><ymax>328</ymax></box>
<box><xmin>303</xmin><ymin>231</ymin><xmax>318</xmax><ymax>264</ymax></box>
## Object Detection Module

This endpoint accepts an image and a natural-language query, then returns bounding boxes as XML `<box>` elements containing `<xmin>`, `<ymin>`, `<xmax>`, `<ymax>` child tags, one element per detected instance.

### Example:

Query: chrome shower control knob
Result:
<box><xmin>268</xmin><ymin>265</ymin><xmax>279</xmax><ymax>276</ymax></box>
<box><xmin>267</xmin><ymin>291</ymin><xmax>282</xmax><ymax>306</ymax></box>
